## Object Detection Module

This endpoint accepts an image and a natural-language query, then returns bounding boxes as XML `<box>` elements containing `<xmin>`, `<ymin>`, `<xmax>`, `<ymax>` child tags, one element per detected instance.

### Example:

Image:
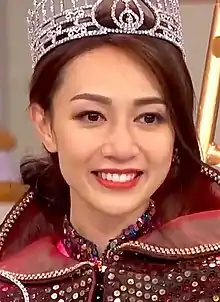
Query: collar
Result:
<box><xmin>62</xmin><ymin>201</ymin><xmax>156</xmax><ymax>262</ymax></box>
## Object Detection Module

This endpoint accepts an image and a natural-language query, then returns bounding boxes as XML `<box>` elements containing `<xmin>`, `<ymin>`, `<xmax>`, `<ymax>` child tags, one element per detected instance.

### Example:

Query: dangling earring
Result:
<box><xmin>172</xmin><ymin>147</ymin><xmax>180</xmax><ymax>165</ymax></box>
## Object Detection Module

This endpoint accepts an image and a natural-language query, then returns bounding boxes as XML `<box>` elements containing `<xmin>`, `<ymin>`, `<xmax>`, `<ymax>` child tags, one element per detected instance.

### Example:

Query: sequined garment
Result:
<box><xmin>2</xmin><ymin>239</ymin><xmax>220</xmax><ymax>301</ymax></box>
<box><xmin>1</xmin><ymin>166</ymin><xmax>220</xmax><ymax>301</ymax></box>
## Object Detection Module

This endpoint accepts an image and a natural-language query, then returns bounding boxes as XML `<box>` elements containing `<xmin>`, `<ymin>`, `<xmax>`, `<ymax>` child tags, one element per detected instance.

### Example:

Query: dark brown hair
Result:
<box><xmin>21</xmin><ymin>34</ymin><xmax>202</xmax><ymax>222</ymax></box>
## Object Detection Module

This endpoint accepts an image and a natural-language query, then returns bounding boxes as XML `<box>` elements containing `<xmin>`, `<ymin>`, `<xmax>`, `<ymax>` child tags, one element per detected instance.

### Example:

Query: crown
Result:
<box><xmin>27</xmin><ymin>0</ymin><xmax>185</xmax><ymax>68</ymax></box>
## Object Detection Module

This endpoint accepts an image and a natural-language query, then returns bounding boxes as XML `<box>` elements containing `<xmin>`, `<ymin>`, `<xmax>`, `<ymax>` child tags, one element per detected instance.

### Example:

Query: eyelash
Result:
<box><xmin>74</xmin><ymin>110</ymin><xmax>165</xmax><ymax>124</ymax></box>
<box><xmin>135</xmin><ymin>112</ymin><xmax>165</xmax><ymax>124</ymax></box>
<box><xmin>74</xmin><ymin>111</ymin><xmax>106</xmax><ymax>123</ymax></box>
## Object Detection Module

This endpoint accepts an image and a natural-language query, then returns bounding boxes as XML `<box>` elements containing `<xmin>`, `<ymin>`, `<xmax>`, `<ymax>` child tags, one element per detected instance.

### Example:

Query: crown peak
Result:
<box><xmin>27</xmin><ymin>0</ymin><xmax>185</xmax><ymax>68</ymax></box>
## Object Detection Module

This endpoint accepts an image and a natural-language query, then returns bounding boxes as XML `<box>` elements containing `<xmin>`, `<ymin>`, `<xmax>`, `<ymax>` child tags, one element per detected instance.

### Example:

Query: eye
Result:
<box><xmin>135</xmin><ymin>113</ymin><xmax>164</xmax><ymax>124</ymax></box>
<box><xmin>74</xmin><ymin>110</ymin><xmax>106</xmax><ymax>124</ymax></box>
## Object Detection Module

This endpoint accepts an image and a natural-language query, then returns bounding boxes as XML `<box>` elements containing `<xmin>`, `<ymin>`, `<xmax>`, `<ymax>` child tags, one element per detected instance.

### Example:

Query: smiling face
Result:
<box><xmin>30</xmin><ymin>45</ymin><xmax>175</xmax><ymax>218</ymax></box>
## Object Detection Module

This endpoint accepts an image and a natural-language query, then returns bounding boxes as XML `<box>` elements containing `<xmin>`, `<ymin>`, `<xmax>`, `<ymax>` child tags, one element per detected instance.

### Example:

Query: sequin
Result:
<box><xmin>201</xmin><ymin>275</ymin><xmax>207</xmax><ymax>282</ymax></box>
<box><xmin>51</xmin><ymin>293</ymin><xmax>58</xmax><ymax>299</ymax></box>
<box><xmin>120</xmin><ymin>285</ymin><xmax>127</xmax><ymax>291</ymax></box>
<box><xmin>58</xmin><ymin>290</ymin><xmax>64</xmax><ymax>297</ymax></box>
<box><xmin>114</xmin><ymin>298</ymin><xmax>121</xmax><ymax>302</ymax></box>
<box><xmin>159</xmin><ymin>289</ymin><xmax>166</xmax><ymax>295</ymax></box>
<box><xmin>72</xmin><ymin>292</ymin><xmax>79</xmax><ymax>299</ymax></box>
<box><xmin>53</xmin><ymin>285</ymin><xmax>59</xmax><ymax>290</ymax></box>
<box><xmin>73</xmin><ymin>283</ymin><xmax>79</xmax><ymax>289</ymax></box>
<box><xmin>66</xmin><ymin>286</ymin><xmax>72</xmax><ymax>293</ymax></box>
<box><xmin>127</xmin><ymin>278</ymin><xmax>134</xmax><ymax>285</ymax></box>
<box><xmin>167</xmin><ymin>273</ymin><xmax>173</xmax><ymax>280</ymax></box>
<box><xmin>128</xmin><ymin>288</ymin><xmax>135</xmax><ymax>294</ymax></box>
<box><xmin>136</xmin><ymin>290</ymin><xmax>143</xmax><ymax>297</ymax></box>
<box><xmin>136</xmin><ymin>274</ymin><xmax>142</xmax><ymax>280</ymax></box>
<box><xmin>144</xmin><ymin>275</ymin><xmax>151</xmax><ymax>282</ymax></box>
<box><xmin>114</xmin><ymin>255</ymin><xmax>120</xmax><ymax>261</ymax></box>
<box><xmin>145</xmin><ymin>283</ymin><xmax>151</xmax><ymax>290</ymax></box>
<box><xmin>144</xmin><ymin>293</ymin><xmax>151</xmax><ymax>299</ymax></box>
<box><xmin>108</xmin><ymin>273</ymin><xmax>115</xmax><ymax>280</ymax></box>
<box><xmin>151</xmin><ymin>295</ymin><xmax>158</xmax><ymax>301</ymax></box>
<box><xmin>176</xmin><ymin>276</ymin><xmax>183</xmax><ymax>282</ymax></box>
<box><xmin>114</xmin><ymin>290</ymin><xmax>120</xmax><ymax>297</ymax></box>
<box><xmin>184</xmin><ymin>271</ymin><xmax>191</xmax><ymax>278</ymax></box>
<box><xmin>213</xmin><ymin>296</ymin><xmax>220</xmax><ymax>302</ymax></box>
<box><xmin>192</xmin><ymin>281</ymin><xmax>198</xmax><ymax>287</ymax></box>
<box><xmin>152</xmin><ymin>278</ymin><xmax>158</xmax><ymax>284</ymax></box>
<box><xmin>136</xmin><ymin>282</ymin><xmax>142</xmax><ymax>289</ymax></box>
<box><xmin>1</xmin><ymin>286</ymin><xmax>8</xmax><ymax>292</ymax></box>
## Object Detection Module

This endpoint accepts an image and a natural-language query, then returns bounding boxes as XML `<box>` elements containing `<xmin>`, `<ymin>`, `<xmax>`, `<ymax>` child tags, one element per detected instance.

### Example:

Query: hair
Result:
<box><xmin>21</xmin><ymin>33</ymin><xmax>202</xmax><ymax>223</ymax></box>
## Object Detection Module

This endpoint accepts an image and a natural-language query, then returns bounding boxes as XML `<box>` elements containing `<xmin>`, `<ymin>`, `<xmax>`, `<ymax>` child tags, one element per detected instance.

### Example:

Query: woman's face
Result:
<box><xmin>31</xmin><ymin>45</ymin><xmax>175</xmax><ymax>217</ymax></box>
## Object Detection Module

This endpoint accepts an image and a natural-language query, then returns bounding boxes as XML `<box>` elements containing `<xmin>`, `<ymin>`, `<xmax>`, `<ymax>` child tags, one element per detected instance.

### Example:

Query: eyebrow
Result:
<box><xmin>69</xmin><ymin>93</ymin><xmax>165</xmax><ymax>106</ymax></box>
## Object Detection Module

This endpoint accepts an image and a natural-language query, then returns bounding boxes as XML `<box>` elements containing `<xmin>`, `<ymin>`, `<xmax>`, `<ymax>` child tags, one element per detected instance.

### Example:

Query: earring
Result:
<box><xmin>172</xmin><ymin>147</ymin><xmax>180</xmax><ymax>164</ymax></box>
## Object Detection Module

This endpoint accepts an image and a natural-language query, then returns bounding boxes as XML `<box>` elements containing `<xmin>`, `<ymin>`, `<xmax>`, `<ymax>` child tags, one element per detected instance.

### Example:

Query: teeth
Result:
<box><xmin>98</xmin><ymin>172</ymin><xmax>137</xmax><ymax>183</ymax></box>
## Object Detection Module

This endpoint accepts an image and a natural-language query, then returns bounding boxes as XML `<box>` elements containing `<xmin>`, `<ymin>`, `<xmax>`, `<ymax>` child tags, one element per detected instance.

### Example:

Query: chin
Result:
<box><xmin>91</xmin><ymin>196</ymin><xmax>146</xmax><ymax>217</ymax></box>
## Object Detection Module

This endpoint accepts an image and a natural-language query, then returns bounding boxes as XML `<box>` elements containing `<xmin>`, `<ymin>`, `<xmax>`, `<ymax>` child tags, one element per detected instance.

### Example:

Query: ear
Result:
<box><xmin>29</xmin><ymin>103</ymin><xmax>57</xmax><ymax>153</ymax></box>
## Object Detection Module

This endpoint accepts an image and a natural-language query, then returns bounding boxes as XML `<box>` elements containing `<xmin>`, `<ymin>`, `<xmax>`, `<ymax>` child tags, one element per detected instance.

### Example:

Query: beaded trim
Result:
<box><xmin>0</xmin><ymin>270</ymin><xmax>30</xmax><ymax>301</ymax></box>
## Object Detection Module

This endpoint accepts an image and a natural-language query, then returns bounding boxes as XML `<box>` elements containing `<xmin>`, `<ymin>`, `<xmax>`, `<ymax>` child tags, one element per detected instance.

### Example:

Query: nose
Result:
<box><xmin>101</xmin><ymin>124</ymin><xmax>139</xmax><ymax>162</ymax></box>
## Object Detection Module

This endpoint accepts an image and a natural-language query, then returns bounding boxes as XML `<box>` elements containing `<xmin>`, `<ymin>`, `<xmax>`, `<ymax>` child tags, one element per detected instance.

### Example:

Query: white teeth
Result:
<box><xmin>97</xmin><ymin>172</ymin><xmax>137</xmax><ymax>183</ymax></box>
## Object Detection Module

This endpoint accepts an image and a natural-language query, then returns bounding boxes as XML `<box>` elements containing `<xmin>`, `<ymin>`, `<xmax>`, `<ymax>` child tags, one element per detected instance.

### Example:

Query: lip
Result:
<box><xmin>93</xmin><ymin>168</ymin><xmax>143</xmax><ymax>174</ymax></box>
<box><xmin>91</xmin><ymin>169</ymin><xmax>143</xmax><ymax>190</ymax></box>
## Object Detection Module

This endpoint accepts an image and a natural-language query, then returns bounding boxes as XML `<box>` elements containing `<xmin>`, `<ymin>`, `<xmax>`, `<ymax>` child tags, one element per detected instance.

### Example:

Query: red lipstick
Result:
<box><xmin>92</xmin><ymin>169</ymin><xmax>143</xmax><ymax>190</ymax></box>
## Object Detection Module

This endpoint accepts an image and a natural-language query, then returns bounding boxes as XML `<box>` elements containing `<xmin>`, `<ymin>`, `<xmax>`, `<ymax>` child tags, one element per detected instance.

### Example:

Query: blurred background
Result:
<box><xmin>0</xmin><ymin>0</ymin><xmax>217</xmax><ymax>221</ymax></box>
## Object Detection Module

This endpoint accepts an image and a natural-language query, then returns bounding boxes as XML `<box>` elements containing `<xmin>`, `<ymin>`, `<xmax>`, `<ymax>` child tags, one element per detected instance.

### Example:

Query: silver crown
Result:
<box><xmin>27</xmin><ymin>0</ymin><xmax>185</xmax><ymax>68</ymax></box>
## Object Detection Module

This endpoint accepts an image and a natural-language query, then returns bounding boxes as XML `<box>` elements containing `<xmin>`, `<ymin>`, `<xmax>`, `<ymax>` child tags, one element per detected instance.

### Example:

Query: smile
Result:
<box><xmin>92</xmin><ymin>170</ymin><xmax>143</xmax><ymax>189</ymax></box>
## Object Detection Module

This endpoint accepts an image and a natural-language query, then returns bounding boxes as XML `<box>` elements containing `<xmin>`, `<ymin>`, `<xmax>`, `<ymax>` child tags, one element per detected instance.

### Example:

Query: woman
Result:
<box><xmin>0</xmin><ymin>0</ymin><xmax>220</xmax><ymax>301</ymax></box>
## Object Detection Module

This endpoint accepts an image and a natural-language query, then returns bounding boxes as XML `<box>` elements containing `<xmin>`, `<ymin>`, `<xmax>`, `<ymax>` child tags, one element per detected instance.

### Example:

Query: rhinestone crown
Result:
<box><xmin>27</xmin><ymin>0</ymin><xmax>184</xmax><ymax>68</ymax></box>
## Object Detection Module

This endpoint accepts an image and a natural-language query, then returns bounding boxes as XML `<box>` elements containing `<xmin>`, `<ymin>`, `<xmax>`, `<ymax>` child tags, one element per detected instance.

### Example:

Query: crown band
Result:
<box><xmin>27</xmin><ymin>0</ymin><xmax>185</xmax><ymax>68</ymax></box>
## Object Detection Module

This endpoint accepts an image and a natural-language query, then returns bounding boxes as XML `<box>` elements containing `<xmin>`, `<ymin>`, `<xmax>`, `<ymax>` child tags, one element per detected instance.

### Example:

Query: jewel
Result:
<box><xmin>27</xmin><ymin>0</ymin><xmax>185</xmax><ymax>68</ymax></box>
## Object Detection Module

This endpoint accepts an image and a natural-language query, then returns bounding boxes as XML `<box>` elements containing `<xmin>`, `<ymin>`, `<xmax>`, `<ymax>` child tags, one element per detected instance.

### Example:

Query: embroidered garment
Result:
<box><xmin>0</xmin><ymin>167</ymin><xmax>220</xmax><ymax>301</ymax></box>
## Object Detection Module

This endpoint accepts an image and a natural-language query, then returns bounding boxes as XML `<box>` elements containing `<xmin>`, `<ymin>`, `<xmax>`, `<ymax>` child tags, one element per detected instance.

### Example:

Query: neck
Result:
<box><xmin>69</xmin><ymin>193</ymin><xmax>151</xmax><ymax>255</ymax></box>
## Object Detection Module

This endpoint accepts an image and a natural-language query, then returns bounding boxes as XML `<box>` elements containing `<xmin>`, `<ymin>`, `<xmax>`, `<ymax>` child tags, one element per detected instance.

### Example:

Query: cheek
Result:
<box><xmin>53</xmin><ymin>122</ymin><xmax>104</xmax><ymax>165</ymax></box>
<box><xmin>140</xmin><ymin>128</ymin><xmax>174</xmax><ymax>164</ymax></box>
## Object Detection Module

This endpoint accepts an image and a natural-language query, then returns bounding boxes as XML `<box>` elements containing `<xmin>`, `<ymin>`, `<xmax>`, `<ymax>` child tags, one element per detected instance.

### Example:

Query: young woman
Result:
<box><xmin>0</xmin><ymin>0</ymin><xmax>220</xmax><ymax>301</ymax></box>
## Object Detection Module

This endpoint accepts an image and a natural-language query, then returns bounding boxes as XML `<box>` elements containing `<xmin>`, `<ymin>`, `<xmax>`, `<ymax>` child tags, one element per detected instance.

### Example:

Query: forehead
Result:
<box><xmin>60</xmin><ymin>45</ymin><xmax>162</xmax><ymax>101</ymax></box>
